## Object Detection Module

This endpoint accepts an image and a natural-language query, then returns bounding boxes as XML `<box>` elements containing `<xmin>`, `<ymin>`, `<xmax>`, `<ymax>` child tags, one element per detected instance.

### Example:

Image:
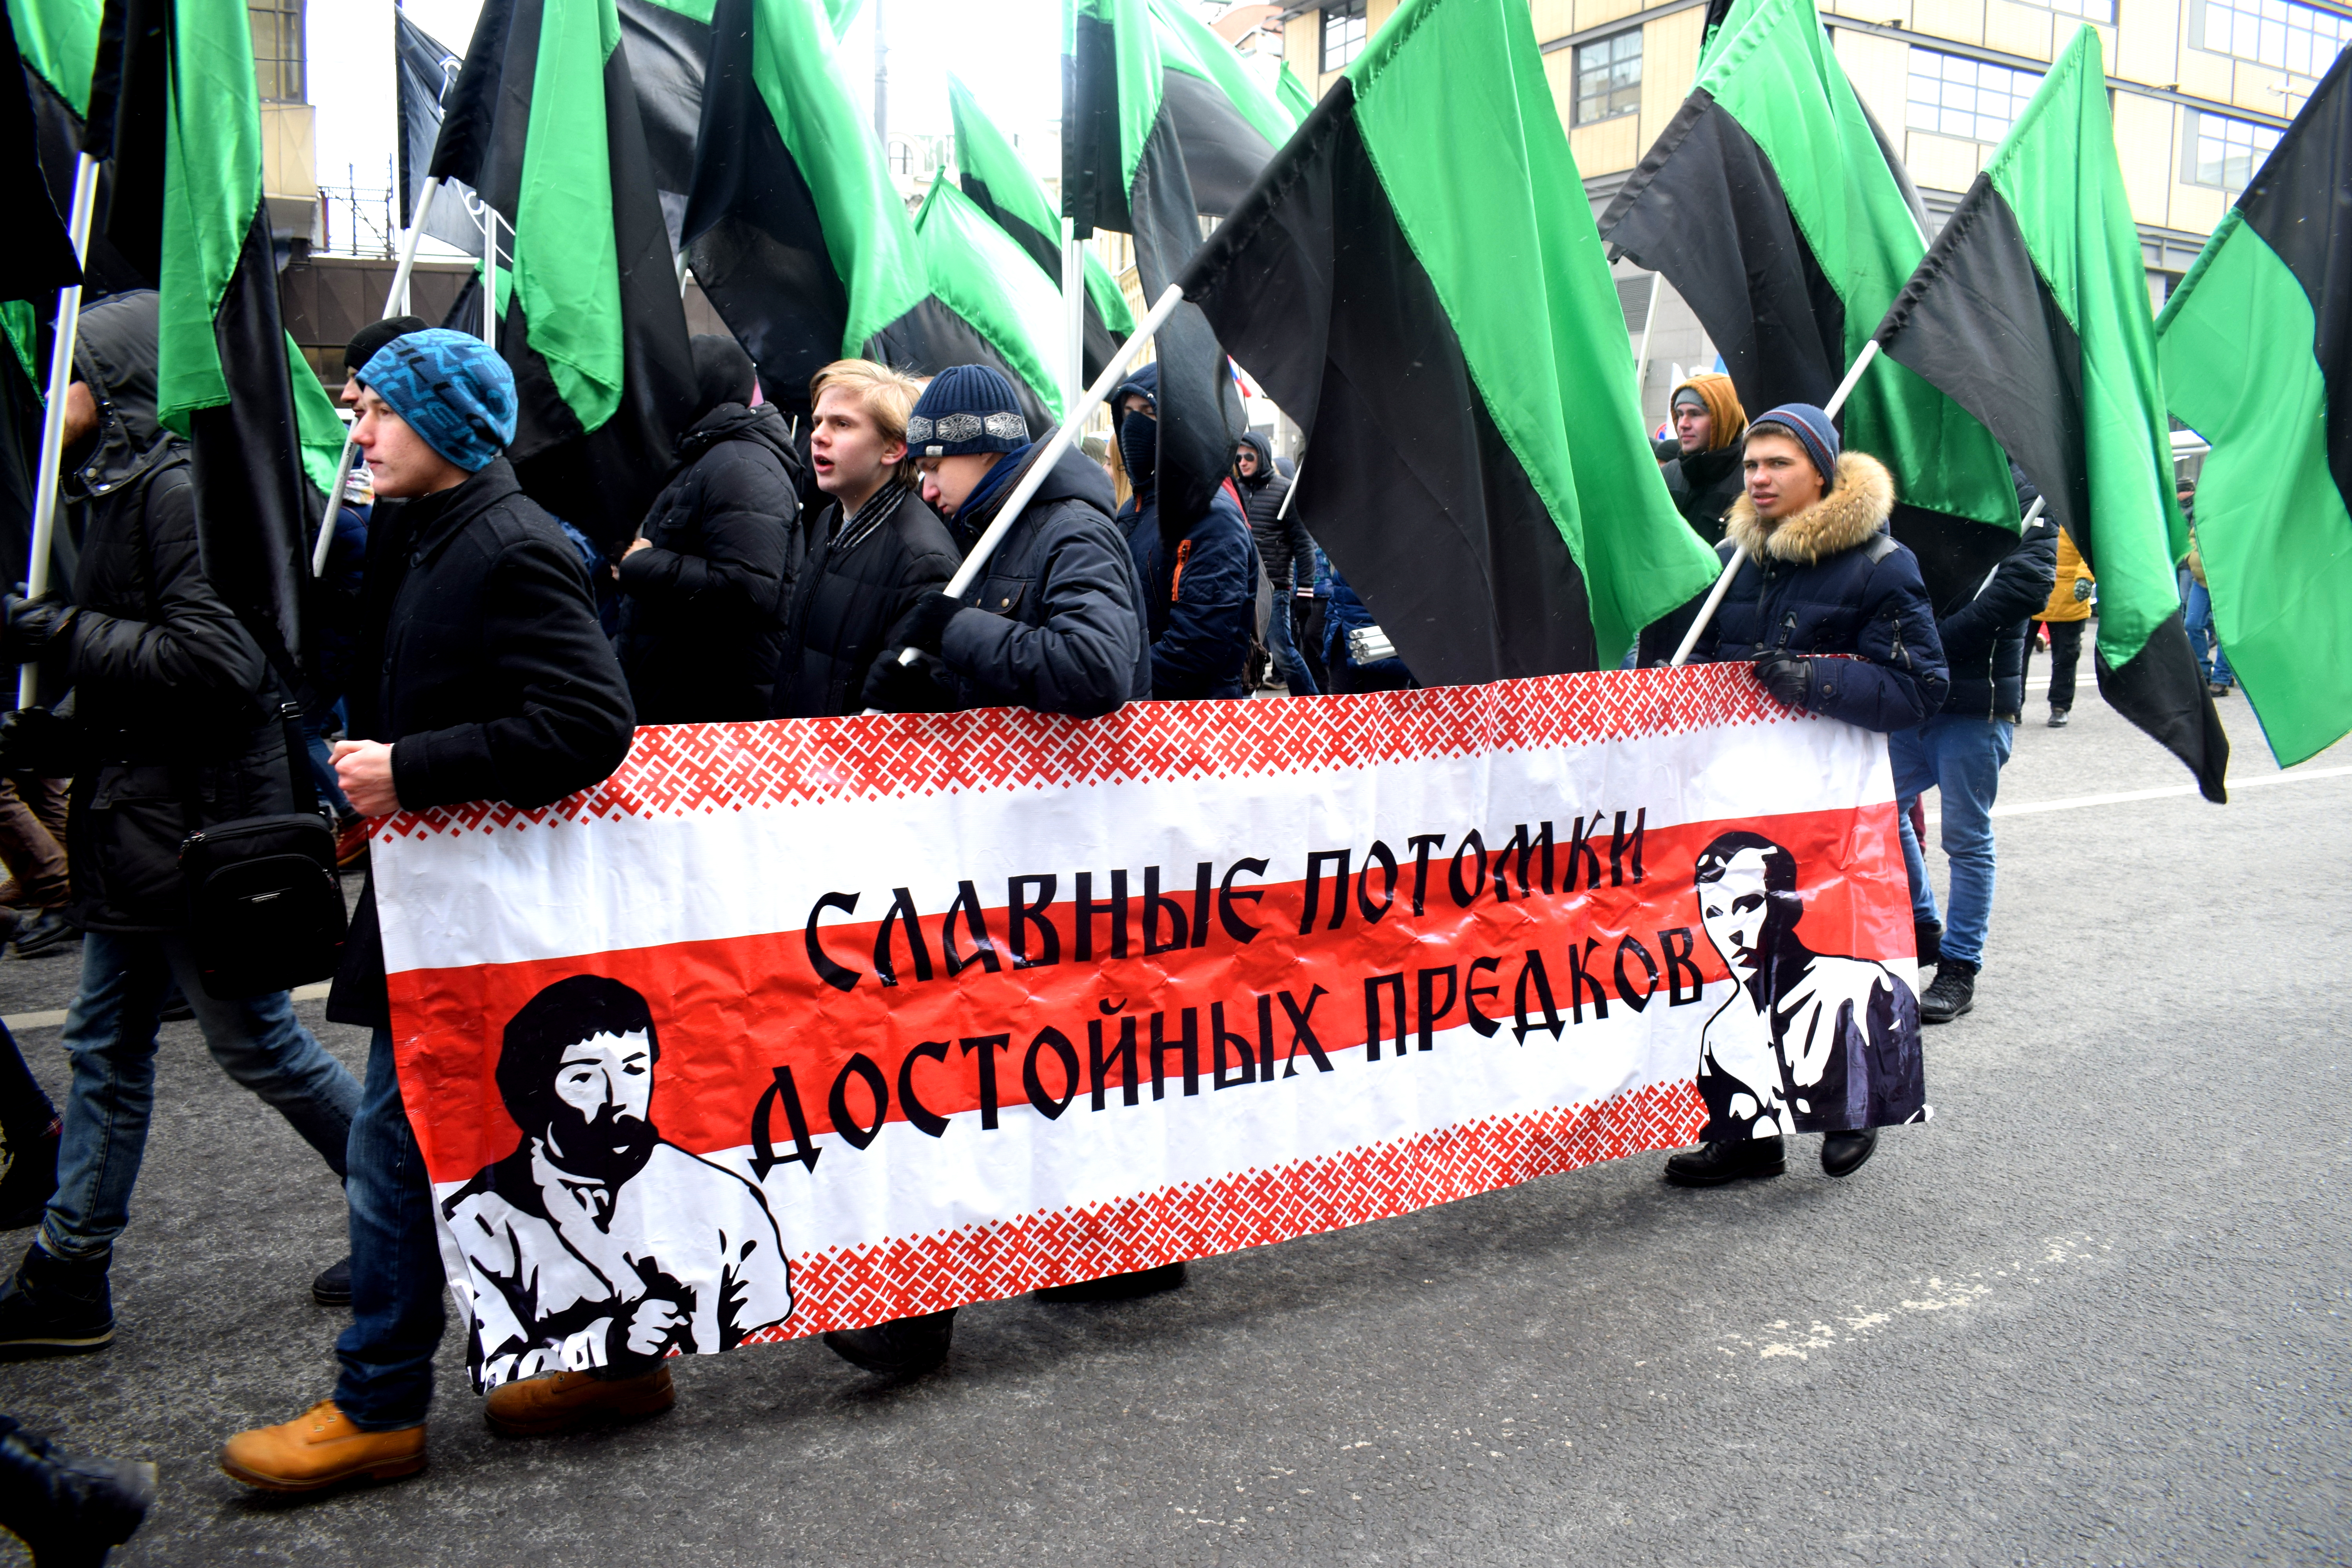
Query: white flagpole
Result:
<box><xmin>869</xmin><ymin>282</ymin><xmax>1185</xmax><ymax>705</ymax></box>
<box><xmin>1631</xmin><ymin>270</ymin><xmax>1662</xmax><ymax>413</ymax></box>
<box><xmin>1668</xmin><ymin>339</ymin><xmax>1883</xmax><ymax>667</ymax></box>
<box><xmin>1061</xmin><ymin>218</ymin><xmax>1085</xmax><ymax>411</ymax></box>
<box><xmin>316</xmin><ymin>178</ymin><xmax>448</xmax><ymax>577</ymax></box>
<box><xmin>19</xmin><ymin>153</ymin><xmax>101</xmax><ymax>708</ymax></box>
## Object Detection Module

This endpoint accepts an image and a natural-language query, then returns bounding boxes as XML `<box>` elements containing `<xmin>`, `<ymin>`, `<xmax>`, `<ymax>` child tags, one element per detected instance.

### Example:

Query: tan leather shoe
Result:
<box><xmin>484</xmin><ymin>1366</ymin><xmax>675</xmax><ymax>1437</ymax></box>
<box><xmin>219</xmin><ymin>1400</ymin><xmax>426</xmax><ymax>1492</ymax></box>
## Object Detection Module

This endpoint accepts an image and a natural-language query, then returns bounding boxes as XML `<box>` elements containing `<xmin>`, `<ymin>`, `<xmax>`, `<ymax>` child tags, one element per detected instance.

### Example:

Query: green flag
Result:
<box><xmin>946</xmin><ymin>74</ymin><xmax>1134</xmax><ymax>384</ymax></box>
<box><xmin>1875</xmin><ymin>25</ymin><xmax>2227</xmax><ymax>798</ymax></box>
<box><xmin>913</xmin><ymin>178</ymin><xmax>1065</xmax><ymax>421</ymax></box>
<box><xmin>2156</xmin><ymin>48</ymin><xmax>2352</xmax><ymax>767</ymax></box>
<box><xmin>1187</xmin><ymin>0</ymin><xmax>1719</xmax><ymax>677</ymax></box>
<box><xmin>1600</xmin><ymin>0</ymin><xmax>2018</xmax><ymax>603</ymax></box>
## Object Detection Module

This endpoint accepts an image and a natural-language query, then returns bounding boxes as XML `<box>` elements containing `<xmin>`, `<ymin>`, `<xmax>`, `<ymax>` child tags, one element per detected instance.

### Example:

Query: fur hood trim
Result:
<box><xmin>1724</xmin><ymin>451</ymin><xmax>1896</xmax><ymax>566</ymax></box>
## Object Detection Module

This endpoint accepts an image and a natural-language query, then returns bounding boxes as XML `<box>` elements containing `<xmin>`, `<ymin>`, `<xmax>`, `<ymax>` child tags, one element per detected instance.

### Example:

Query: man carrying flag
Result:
<box><xmin>1872</xmin><ymin>24</ymin><xmax>2228</xmax><ymax>800</ymax></box>
<box><xmin>2155</xmin><ymin>45</ymin><xmax>2352</xmax><ymax>767</ymax></box>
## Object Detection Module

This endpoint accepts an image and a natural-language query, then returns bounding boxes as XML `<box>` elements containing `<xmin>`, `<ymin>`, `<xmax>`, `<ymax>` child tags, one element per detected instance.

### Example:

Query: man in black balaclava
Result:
<box><xmin>1111</xmin><ymin>365</ymin><xmax>1258</xmax><ymax>701</ymax></box>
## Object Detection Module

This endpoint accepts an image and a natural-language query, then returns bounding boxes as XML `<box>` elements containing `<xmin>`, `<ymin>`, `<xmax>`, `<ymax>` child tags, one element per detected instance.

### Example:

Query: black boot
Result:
<box><xmin>1034</xmin><ymin>1262</ymin><xmax>1187</xmax><ymax>1303</ymax></box>
<box><xmin>1662</xmin><ymin>1136</ymin><xmax>1786</xmax><ymax>1187</ymax></box>
<box><xmin>1913</xmin><ymin>916</ymin><xmax>1943</xmax><ymax>970</ymax></box>
<box><xmin>0</xmin><ymin>1244</ymin><xmax>113</xmax><ymax>1360</ymax></box>
<box><xmin>823</xmin><ymin>1307</ymin><xmax>955</xmax><ymax>1378</ymax></box>
<box><xmin>1920</xmin><ymin>958</ymin><xmax>1977</xmax><ymax>1023</ymax></box>
<box><xmin>1821</xmin><ymin>1129</ymin><xmax>1880</xmax><ymax>1178</ymax></box>
<box><xmin>0</xmin><ymin>1118</ymin><xmax>59</xmax><ymax>1231</ymax></box>
<box><xmin>0</xmin><ymin>1417</ymin><xmax>155</xmax><ymax>1568</ymax></box>
<box><xmin>310</xmin><ymin>1255</ymin><xmax>352</xmax><ymax>1308</ymax></box>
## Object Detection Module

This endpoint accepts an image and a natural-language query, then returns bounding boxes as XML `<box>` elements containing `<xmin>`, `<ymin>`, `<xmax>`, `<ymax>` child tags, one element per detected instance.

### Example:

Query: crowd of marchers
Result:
<box><xmin>0</xmin><ymin>303</ymin><xmax>2228</xmax><ymax>1539</ymax></box>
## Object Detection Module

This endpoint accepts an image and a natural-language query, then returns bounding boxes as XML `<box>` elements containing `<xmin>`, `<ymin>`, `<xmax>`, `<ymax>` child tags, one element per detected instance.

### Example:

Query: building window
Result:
<box><xmin>248</xmin><ymin>0</ymin><xmax>304</xmax><ymax>103</ymax></box>
<box><xmin>2196</xmin><ymin>0</ymin><xmax>2352</xmax><ymax>77</ymax></box>
<box><xmin>2022</xmin><ymin>0</ymin><xmax>2116</xmax><ymax>20</ymax></box>
<box><xmin>2186</xmin><ymin>109</ymin><xmax>2283</xmax><ymax>187</ymax></box>
<box><xmin>1320</xmin><ymin>0</ymin><xmax>1367</xmax><ymax>74</ymax></box>
<box><xmin>1906</xmin><ymin>49</ymin><xmax>2042</xmax><ymax>143</ymax></box>
<box><xmin>1573</xmin><ymin>29</ymin><xmax>1643</xmax><ymax>125</ymax></box>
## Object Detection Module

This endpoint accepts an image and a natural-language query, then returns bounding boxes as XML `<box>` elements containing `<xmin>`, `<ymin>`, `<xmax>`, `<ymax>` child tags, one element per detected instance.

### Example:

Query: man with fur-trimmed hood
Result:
<box><xmin>1686</xmin><ymin>402</ymin><xmax>1949</xmax><ymax>735</ymax></box>
<box><xmin>1668</xmin><ymin>404</ymin><xmax>1946</xmax><ymax>1187</ymax></box>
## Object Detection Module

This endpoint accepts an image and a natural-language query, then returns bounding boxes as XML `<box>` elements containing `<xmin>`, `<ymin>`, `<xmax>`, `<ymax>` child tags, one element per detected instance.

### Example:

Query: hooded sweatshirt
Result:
<box><xmin>1234</xmin><ymin>430</ymin><xmax>1314</xmax><ymax>591</ymax></box>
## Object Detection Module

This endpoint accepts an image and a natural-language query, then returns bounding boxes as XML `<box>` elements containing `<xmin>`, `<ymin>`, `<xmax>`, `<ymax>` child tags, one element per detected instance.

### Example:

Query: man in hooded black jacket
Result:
<box><xmin>1889</xmin><ymin>470</ymin><xmax>2057</xmax><ymax>1026</ymax></box>
<box><xmin>0</xmin><ymin>290</ymin><xmax>361</xmax><ymax>1361</ymax></box>
<box><xmin>1233</xmin><ymin>432</ymin><xmax>1316</xmax><ymax>694</ymax></box>
<box><xmin>1112</xmin><ymin>365</ymin><xmax>1258</xmax><ymax>702</ymax></box>
<box><xmin>615</xmin><ymin>336</ymin><xmax>801</xmax><ymax>722</ymax></box>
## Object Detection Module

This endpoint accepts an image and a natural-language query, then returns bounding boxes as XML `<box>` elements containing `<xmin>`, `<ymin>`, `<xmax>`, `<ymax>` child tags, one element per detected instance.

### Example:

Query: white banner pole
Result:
<box><xmin>1060</xmin><ymin>219</ymin><xmax>1085</xmax><ymax>412</ymax></box>
<box><xmin>1669</xmin><ymin>339</ymin><xmax>1884</xmax><ymax>667</ymax></box>
<box><xmin>19</xmin><ymin>152</ymin><xmax>101</xmax><ymax>708</ymax></box>
<box><xmin>1632</xmin><ymin>270</ymin><xmax>1662</xmax><ymax>413</ymax></box>
<box><xmin>385</xmin><ymin>175</ymin><xmax>438</xmax><ymax>318</ymax></box>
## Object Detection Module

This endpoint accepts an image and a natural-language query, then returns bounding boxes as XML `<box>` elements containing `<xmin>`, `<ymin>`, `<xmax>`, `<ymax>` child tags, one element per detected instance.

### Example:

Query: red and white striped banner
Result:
<box><xmin>377</xmin><ymin>664</ymin><xmax>1925</xmax><ymax>1390</ymax></box>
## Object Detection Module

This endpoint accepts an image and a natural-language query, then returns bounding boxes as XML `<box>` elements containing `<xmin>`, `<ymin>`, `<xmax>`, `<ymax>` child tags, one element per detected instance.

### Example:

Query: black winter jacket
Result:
<box><xmin>1935</xmin><ymin>514</ymin><xmax>2058</xmax><ymax>721</ymax></box>
<box><xmin>933</xmin><ymin>441</ymin><xmax>1150</xmax><ymax>718</ymax></box>
<box><xmin>1119</xmin><ymin>479</ymin><xmax>1259</xmax><ymax>702</ymax></box>
<box><xmin>1662</xmin><ymin>445</ymin><xmax>1745</xmax><ymax>545</ymax></box>
<box><xmin>615</xmin><ymin>402</ymin><xmax>802</xmax><ymax>722</ymax></box>
<box><xmin>771</xmin><ymin>485</ymin><xmax>960</xmax><ymax>719</ymax></box>
<box><xmin>328</xmin><ymin>458</ymin><xmax>636</xmax><ymax>1027</ymax></box>
<box><xmin>1235</xmin><ymin>430</ymin><xmax>1312</xmax><ymax>590</ymax></box>
<box><xmin>54</xmin><ymin>290</ymin><xmax>298</xmax><ymax>934</ymax></box>
<box><xmin>1692</xmin><ymin>452</ymin><xmax>1951</xmax><ymax>733</ymax></box>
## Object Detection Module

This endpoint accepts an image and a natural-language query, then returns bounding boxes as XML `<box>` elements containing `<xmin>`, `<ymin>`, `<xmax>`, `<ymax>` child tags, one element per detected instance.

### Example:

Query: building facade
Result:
<box><xmin>1269</xmin><ymin>0</ymin><xmax>2346</xmax><ymax>423</ymax></box>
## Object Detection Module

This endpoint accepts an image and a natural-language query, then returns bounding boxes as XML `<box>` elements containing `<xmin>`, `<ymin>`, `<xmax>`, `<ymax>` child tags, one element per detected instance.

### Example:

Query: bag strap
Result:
<box><xmin>127</xmin><ymin>490</ymin><xmax>322</xmax><ymax>822</ymax></box>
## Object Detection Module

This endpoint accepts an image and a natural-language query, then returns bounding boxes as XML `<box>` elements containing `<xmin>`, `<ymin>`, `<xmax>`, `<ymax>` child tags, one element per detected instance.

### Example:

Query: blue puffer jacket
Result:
<box><xmin>1692</xmin><ymin>451</ymin><xmax>1949</xmax><ymax>732</ymax></box>
<box><xmin>1119</xmin><ymin>476</ymin><xmax>1260</xmax><ymax>702</ymax></box>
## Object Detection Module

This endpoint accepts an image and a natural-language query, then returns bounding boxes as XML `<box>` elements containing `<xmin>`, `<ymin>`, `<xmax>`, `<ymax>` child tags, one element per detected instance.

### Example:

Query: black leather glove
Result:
<box><xmin>0</xmin><ymin>594</ymin><xmax>70</xmax><ymax>662</ymax></box>
<box><xmin>861</xmin><ymin>652</ymin><xmax>951</xmax><ymax>714</ymax></box>
<box><xmin>0</xmin><ymin>707</ymin><xmax>77</xmax><ymax>775</ymax></box>
<box><xmin>1751</xmin><ymin>651</ymin><xmax>1814</xmax><ymax>710</ymax></box>
<box><xmin>882</xmin><ymin>591</ymin><xmax>965</xmax><ymax>656</ymax></box>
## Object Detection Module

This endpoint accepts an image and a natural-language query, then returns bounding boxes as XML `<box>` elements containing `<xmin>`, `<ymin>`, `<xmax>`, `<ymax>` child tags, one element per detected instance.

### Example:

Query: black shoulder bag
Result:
<box><xmin>178</xmin><ymin>693</ymin><xmax>348</xmax><ymax>1000</ymax></box>
<box><xmin>127</xmin><ymin>503</ymin><xmax>348</xmax><ymax>999</ymax></box>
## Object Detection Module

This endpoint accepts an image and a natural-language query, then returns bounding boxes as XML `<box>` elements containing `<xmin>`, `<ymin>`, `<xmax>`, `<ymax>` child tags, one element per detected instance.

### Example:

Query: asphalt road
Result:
<box><xmin>0</xmin><ymin>678</ymin><xmax>2344</xmax><ymax>1567</ymax></box>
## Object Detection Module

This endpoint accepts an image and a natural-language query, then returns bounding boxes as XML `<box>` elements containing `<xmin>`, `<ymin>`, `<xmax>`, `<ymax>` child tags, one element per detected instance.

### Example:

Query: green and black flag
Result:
<box><xmin>1875</xmin><ymin>25</ymin><xmax>2226</xmax><ymax>799</ymax></box>
<box><xmin>428</xmin><ymin>0</ymin><xmax>696</xmax><ymax>546</ymax></box>
<box><xmin>1598</xmin><ymin>0</ymin><xmax>2019</xmax><ymax>606</ymax></box>
<box><xmin>1185</xmin><ymin>0</ymin><xmax>1719</xmax><ymax>681</ymax></box>
<box><xmin>682</xmin><ymin>0</ymin><xmax>1059</xmax><ymax>426</ymax></box>
<box><xmin>95</xmin><ymin>0</ymin><xmax>343</xmax><ymax>668</ymax></box>
<box><xmin>2156</xmin><ymin>48</ymin><xmax>2352</xmax><ymax>767</ymax></box>
<box><xmin>1065</xmin><ymin>0</ymin><xmax>1289</xmax><ymax>534</ymax></box>
<box><xmin>947</xmin><ymin>74</ymin><xmax>1134</xmax><ymax>385</ymax></box>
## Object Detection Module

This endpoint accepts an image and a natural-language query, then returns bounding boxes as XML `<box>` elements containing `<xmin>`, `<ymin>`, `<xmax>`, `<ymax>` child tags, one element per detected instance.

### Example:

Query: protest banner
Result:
<box><xmin>376</xmin><ymin>663</ymin><xmax>1927</xmax><ymax>1391</ymax></box>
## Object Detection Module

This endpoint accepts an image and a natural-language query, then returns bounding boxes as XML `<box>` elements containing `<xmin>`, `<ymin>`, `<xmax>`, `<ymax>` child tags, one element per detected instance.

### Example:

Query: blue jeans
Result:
<box><xmin>303</xmin><ymin>704</ymin><xmax>354</xmax><ymax>819</ymax></box>
<box><xmin>1889</xmin><ymin>716</ymin><xmax>2014</xmax><ymax>970</ymax></box>
<box><xmin>42</xmin><ymin>930</ymin><xmax>359</xmax><ymax>1263</ymax></box>
<box><xmin>2181</xmin><ymin>577</ymin><xmax>2234</xmax><ymax>688</ymax></box>
<box><xmin>1267</xmin><ymin>594</ymin><xmax>1319</xmax><ymax>695</ymax></box>
<box><xmin>335</xmin><ymin>1026</ymin><xmax>446</xmax><ymax>1430</ymax></box>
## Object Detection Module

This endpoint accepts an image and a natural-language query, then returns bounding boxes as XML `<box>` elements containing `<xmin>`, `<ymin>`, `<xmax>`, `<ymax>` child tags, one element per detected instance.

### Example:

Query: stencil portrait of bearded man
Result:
<box><xmin>440</xmin><ymin>975</ymin><xmax>794</xmax><ymax>1388</ymax></box>
<box><xmin>1692</xmin><ymin>831</ymin><xmax>1927</xmax><ymax>1142</ymax></box>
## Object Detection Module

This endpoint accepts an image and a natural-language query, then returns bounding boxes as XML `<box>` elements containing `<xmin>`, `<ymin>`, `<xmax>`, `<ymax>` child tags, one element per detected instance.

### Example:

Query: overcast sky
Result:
<box><xmin>310</xmin><ymin>0</ymin><xmax>1068</xmax><ymax>199</ymax></box>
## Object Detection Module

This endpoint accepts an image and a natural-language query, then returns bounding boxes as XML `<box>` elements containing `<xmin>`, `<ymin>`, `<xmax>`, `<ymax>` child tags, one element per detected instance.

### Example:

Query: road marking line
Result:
<box><xmin>2</xmin><ymin>980</ymin><xmax>333</xmax><ymax>1034</ymax></box>
<box><xmin>1922</xmin><ymin>763</ymin><xmax>2352</xmax><ymax>832</ymax></box>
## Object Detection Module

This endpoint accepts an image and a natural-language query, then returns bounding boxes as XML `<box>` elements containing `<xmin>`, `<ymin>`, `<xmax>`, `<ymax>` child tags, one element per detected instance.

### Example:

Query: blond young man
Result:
<box><xmin>768</xmin><ymin>360</ymin><xmax>962</xmax><ymax>718</ymax></box>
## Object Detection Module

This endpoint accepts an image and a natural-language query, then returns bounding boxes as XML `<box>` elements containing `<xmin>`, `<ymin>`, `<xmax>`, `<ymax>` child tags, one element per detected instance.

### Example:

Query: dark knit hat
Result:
<box><xmin>359</xmin><ymin>329</ymin><xmax>518</xmax><ymax>473</ymax></box>
<box><xmin>907</xmin><ymin>364</ymin><xmax>1029</xmax><ymax>457</ymax></box>
<box><xmin>345</xmin><ymin>315</ymin><xmax>427</xmax><ymax>377</ymax></box>
<box><xmin>1748</xmin><ymin>402</ymin><xmax>1840</xmax><ymax>485</ymax></box>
